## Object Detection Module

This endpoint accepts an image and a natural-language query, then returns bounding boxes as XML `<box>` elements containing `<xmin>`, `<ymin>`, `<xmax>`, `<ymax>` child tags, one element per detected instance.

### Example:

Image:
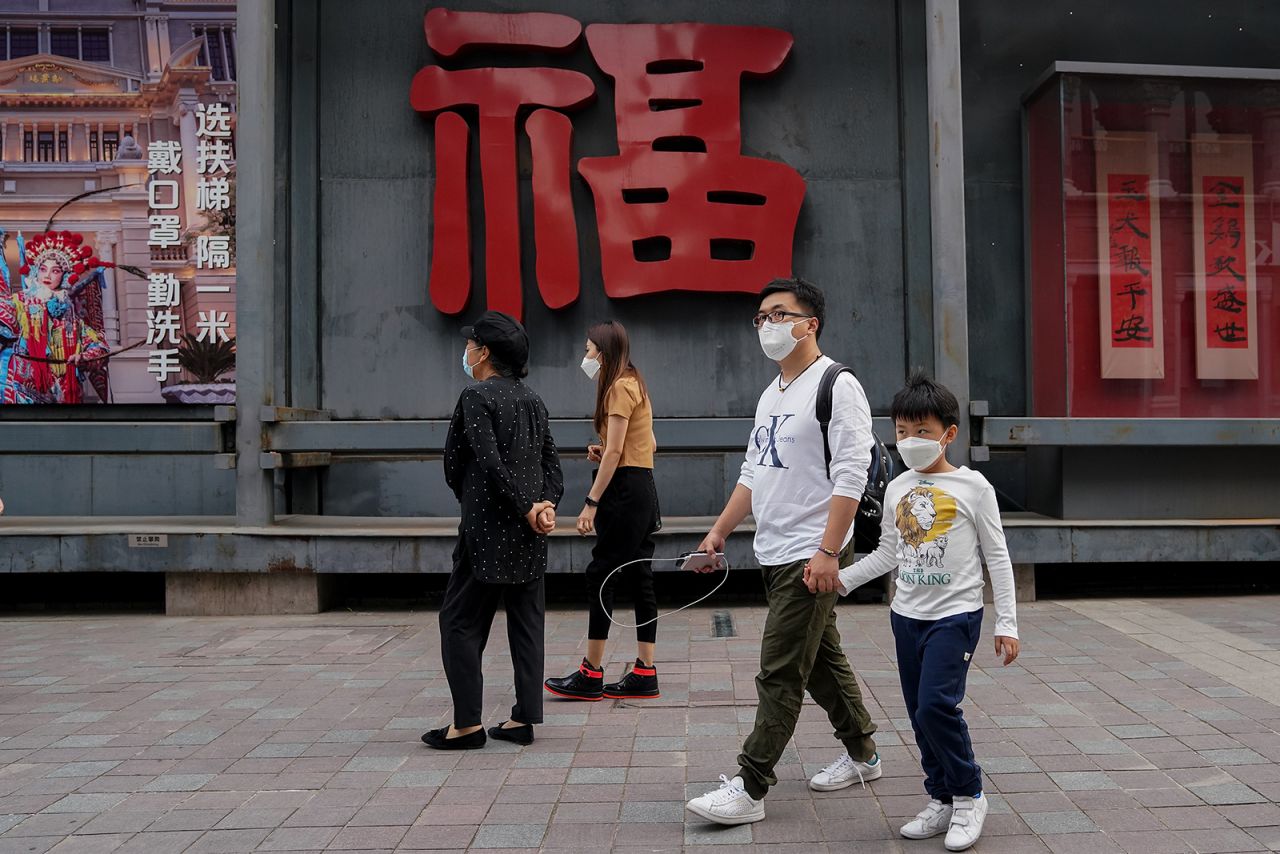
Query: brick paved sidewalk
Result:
<box><xmin>2</xmin><ymin>596</ymin><xmax>1279</xmax><ymax>853</ymax></box>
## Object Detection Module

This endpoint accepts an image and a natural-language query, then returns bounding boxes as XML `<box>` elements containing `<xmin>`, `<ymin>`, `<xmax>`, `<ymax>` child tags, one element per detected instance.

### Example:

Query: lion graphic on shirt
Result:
<box><xmin>895</xmin><ymin>485</ymin><xmax>956</xmax><ymax>571</ymax></box>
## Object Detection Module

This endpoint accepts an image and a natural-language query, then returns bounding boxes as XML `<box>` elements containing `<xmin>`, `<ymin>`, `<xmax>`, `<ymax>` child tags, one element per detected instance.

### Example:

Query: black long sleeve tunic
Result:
<box><xmin>443</xmin><ymin>376</ymin><xmax>564</xmax><ymax>583</ymax></box>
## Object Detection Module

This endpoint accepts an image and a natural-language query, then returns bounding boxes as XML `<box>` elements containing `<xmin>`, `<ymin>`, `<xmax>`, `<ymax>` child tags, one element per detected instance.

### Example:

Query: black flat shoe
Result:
<box><xmin>421</xmin><ymin>726</ymin><xmax>486</xmax><ymax>750</ymax></box>
<box><xmin>488</xmin><ymin>723</ymin><xmax>534</xmax><ymax>746</ymax></box>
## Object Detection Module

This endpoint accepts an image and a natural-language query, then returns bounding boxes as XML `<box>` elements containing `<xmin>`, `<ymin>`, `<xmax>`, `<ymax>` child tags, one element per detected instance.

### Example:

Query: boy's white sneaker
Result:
<box><xmin>944</xmin><ymin>793</ymin><xmax>989</xmax><ymax>851</ymax></box>
<box><xmin>686</xmin><ymin>775</ymin><xmax>765</xmax><ymax>825</ymax></box>
<box><xmin>809</xmin><ymin>751</ymin><xmax>884</xmax><ymax>791</ymax></box>
<box><xmin>899</xmin><ymin>798</ymin><xmax>954</xmax><ymax>839</ymax></box>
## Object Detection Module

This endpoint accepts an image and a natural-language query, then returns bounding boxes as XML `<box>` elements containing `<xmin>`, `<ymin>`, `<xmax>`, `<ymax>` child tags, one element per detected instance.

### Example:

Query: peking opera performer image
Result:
<box><xmin>0</xmin><ymin>229</ymin><xmax>113</xmax><ymax>404</ymax></box>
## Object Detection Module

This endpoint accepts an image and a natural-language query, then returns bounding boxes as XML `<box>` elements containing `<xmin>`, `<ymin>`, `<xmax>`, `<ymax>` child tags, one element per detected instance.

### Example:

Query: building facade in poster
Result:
<box><xmin>0</xmin><ymin>0</ymin><xmax>236</xmax><ymax>404</ymax></box>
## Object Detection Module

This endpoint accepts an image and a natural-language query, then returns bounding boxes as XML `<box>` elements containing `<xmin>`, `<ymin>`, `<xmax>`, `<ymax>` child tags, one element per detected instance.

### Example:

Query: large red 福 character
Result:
<box><xmin>410</xmin><ymin>9</ymin><xmax>595</xmax><ymax>319</ymax></box>
<box><xmin>578</xmin><ymin>23</ymin><xmax>806</xmax><ymax>299</ymax></box>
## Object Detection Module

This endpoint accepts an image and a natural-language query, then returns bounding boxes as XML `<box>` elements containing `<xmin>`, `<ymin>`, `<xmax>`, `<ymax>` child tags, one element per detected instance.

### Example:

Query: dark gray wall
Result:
<box><xmin>302</xmin><ymin>0</ymin><xmax>922</xmax><ymax>515</ymax></box>
<box><xmin>309</xmin><ymin>0</ymin><xmax>910</xmax><ymax>419</ymax></box>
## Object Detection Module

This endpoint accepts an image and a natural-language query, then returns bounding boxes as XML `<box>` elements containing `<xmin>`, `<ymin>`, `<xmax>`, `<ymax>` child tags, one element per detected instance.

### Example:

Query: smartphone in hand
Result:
<box><xmin>679</xmin><ymin>552</ymin><xmax>725</xmax><ymax>572</ymax></box>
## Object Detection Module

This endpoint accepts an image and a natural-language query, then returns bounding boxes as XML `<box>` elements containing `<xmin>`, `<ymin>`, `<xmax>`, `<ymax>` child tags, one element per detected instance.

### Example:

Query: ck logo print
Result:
<box><xmin>753</xmin><ymin>413</ymin><xmax>795</xmax><ymax>468</ymax></box>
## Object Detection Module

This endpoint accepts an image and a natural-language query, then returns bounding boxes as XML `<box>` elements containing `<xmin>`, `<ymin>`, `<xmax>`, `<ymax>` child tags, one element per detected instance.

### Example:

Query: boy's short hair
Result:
<box><xmin>891</xmin><ymin>369</ymin><xmax>960</xmax><ymax>429</ymax></box>
<box><xmin>760</xmin><ymin>277</ymin><xmax>826</xmax><ymax>339</ymax></box>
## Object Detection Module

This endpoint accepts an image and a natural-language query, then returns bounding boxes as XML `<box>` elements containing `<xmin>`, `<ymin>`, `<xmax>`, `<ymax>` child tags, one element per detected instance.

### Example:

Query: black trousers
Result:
<box><xmin>439</xmin><ymin>540</ymin><xmax>545</xmax><ymax>727</ymax></box>
<box><xmin>586</xmin><ymin>467</ymin><xmax>661</xmax><ymax>644</ymax></box>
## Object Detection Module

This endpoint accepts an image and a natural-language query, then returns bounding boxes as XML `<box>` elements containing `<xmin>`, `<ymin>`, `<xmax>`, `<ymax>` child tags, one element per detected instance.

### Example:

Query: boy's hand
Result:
<box><xmin>994</xmin><ymin>636</ymin><xmax>1019</xmax><ymax>666</ymax></box>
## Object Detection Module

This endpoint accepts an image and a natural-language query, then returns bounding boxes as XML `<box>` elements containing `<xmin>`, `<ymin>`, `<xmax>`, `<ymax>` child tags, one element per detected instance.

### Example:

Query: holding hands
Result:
<box><xmin>803</xmin><ymin>550</ymin><xmax>840</xmax><ymax>594</ymax></box>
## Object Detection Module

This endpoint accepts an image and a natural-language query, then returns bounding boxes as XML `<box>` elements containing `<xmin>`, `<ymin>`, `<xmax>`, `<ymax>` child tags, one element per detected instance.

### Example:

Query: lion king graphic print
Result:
<box><xmin>894</xmin><ymin>484</ymin><xmax>958</xmax><ymax>586</ymax></box>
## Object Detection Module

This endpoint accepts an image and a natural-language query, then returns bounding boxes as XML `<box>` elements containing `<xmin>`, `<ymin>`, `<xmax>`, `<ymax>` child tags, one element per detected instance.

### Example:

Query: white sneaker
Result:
<box><xmin>808</xmin><ymin>751</ymin><xmax>884</xmax><ymax>791</ymax></box>
<box><xmin>899</xmin><ymin>798</ymin><xmax>954</xmax><ymax>840</ymax></box>
<box><xmin>944</xmin><ymin>793</ymin><xmax>989</xmax><ymax>851</ymax></box>
<box><xmin>685</xmin><ymin>774</ymin><xmax>766</xmax><ymax>825</ymax></box>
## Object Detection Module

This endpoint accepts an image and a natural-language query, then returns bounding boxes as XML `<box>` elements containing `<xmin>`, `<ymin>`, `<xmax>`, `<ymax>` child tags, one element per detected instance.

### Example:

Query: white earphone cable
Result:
<box><xmin>598</xmin><ymin>555</ymin><xmax>732</xmax><ymax>629</ymax></box>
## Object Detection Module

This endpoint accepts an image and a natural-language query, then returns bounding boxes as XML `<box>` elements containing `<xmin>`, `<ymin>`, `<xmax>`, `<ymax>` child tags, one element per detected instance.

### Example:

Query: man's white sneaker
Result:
<box><xmin>944</xmin><ymin>793</ymin><xmax>989</xmax><ymax>851</ymax></box>
<box><xmin>899</xmin><ymin>798</ymin><xmax>954</xmax><ymax>840</ymax></box>
<box><xmin>808</xmin><ymin>751</ymin><xmax>884</xmax><ymax>791</ymax></box>
<box><xmin>685</xmin><ymin>775</ymin><xmax>766</xmax><ymax>825</ymax></box>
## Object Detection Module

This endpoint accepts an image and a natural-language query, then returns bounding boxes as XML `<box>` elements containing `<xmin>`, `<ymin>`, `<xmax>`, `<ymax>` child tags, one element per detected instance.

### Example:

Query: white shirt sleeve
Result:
<box><xmin>838</xmin><ymin>506</ymin><xmax>899</xmax><ymax>595</ymax></box>
<box><xmin>974</xmin><ymin>482</ymin><xmax>1018</xmax><ymax>638</ymax></box>
<box><xmin>737</xmin><ymin>423</ymin><xmax>756</xmax><ymax>489</ymax></box>
<box><xmin>827</xmin><ymin>373</ymin><xmax>873</xmax><ymax>501</ymax></box>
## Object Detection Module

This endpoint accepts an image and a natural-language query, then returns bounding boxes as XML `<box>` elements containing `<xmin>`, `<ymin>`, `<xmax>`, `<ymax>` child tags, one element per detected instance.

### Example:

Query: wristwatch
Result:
<box><xmin>584</xmin><ymin>496</ymin><xmax>599</xmax><ymax>508</ymax></box>
<box><xmin>817</xmin><ymin>546</ymin><xmax>839</xmax><ymax>558</ymax></box>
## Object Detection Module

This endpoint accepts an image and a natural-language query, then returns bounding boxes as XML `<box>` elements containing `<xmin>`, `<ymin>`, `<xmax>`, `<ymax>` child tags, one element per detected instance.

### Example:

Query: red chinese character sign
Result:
<box><xmin>1192</xmin><ymin>135</ymin><xmax>1258</xmax><ymax>380</ymax></box>
<box><xmin>410</xmin><ymin>10</ymin><xmax>594</xmax><ymax>320</ymax></box>
<box><xmin>578</xmin><ymin>24</ymin><xmax>805</xmax><ymax>299</ymax></box>
<box><xmin>1093</xmin><ymin>134</ymin><xmax>1165</xmax><ymax>379</ymax></box>
<box><xmin>410</xmin><ymin>9</ymin><xmax>806</xmax><ymax>319</ymax></box>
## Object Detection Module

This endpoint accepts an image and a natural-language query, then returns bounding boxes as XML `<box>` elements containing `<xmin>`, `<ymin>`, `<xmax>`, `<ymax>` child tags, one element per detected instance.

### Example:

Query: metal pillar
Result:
<box><xmin>925</xmin><ymin>0</ymin><xmax>971</xmax><ymax>463</ymax></box>
<box><xmin>234</xmin><ymin>0</ymin><xmax>276</xmax><ymax>526</ymax></box>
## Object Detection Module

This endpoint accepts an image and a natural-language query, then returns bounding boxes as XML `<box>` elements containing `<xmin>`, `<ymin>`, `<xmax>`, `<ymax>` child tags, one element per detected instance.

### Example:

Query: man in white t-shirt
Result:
<box><xmin>685</xmin><ymin>278</ymin><xmax>883</xmax><ymax>826</ymax></box>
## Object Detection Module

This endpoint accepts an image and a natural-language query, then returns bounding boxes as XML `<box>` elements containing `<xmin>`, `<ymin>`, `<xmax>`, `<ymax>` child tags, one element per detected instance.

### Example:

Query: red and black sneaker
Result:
<box><xmin>544</xmin><ymin>658</ymin><xmax>604</xmax><ymax>701</ymax></box>
<box><xmin>603</xmin><ymin>660</ymin><xmax>660</xmax><ymax>699</ymax></box>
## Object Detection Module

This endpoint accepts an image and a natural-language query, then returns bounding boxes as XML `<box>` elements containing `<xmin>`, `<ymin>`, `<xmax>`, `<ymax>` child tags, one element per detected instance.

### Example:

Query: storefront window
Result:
<box><xmin>1025</xmin><ymin>67</ymin><xmax>1280</xmax><ymax>417</ymax></box>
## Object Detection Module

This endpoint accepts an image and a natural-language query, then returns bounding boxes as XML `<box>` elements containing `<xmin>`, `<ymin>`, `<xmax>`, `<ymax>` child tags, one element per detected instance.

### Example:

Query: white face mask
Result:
<box><xmin>757</xmin><ymin>319</ymin><xmax>809</xmax><ymax>362</ymax></box>
<box><xmin>897</xmin><ymin>437</ymin><xmax>945</xmax><ymax>471</ymax></box>
<box><xmin>580</xmin><ymin>355</ymin><xmax>601</xmax><ymax>380</ymax></box>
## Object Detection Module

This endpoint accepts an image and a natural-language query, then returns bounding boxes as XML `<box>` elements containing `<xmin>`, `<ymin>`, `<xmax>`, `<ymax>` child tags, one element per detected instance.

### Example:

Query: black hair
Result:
<box><xmin>890</xmin><ymin>369</ymin><xmax>960</xmax><ymax>429</ymax></box>
<box><xmin>487</xmin><ymin>352</ymin><xmax>528</xmax><ymax>379</ymax></box>
<box><xmin>759</xmin><ymin>276</ymin><xmax>826</xmax><ymax>339</ymax></box>
<box><xmin>468</xmin><ymin>338</ymin><xmax>528</xmax><ymax>379</ymax></box>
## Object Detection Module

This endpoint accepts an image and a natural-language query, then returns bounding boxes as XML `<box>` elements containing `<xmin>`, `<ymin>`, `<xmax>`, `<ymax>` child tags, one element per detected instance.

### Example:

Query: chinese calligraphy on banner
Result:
<box><xmin>1192</xmin><ymin>134</ymin><xmax>1258</xmax><ymax>380</ymax></box>
<box><xmin>410</xmin><ymin>8</ymin><xmax>806</xmax><ymax>320</ymax></box>
<box><xmin>1094</xmin><ymin>133</ymin><xmax>1165</xmax><ymax>379</ymax></box>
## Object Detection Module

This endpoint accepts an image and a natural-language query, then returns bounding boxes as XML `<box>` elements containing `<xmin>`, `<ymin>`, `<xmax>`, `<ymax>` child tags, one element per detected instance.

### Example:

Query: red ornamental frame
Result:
<box><xmin>1191</xmin><ymin>134</ymin><xmax>1259</xmax><ymax>381</ymax></box>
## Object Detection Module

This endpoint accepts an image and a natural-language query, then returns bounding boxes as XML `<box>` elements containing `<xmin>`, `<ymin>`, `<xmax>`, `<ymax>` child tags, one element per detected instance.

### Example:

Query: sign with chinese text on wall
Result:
<box><xmin>1094</xmin><ymin>133</ymin><xmax>1165</xmax><ymax>379</ymax></box>
<box><xmin>0</xmin><ymin>7</ymin><xmax>237</xmax><ymax>405</ymax></box>
<box><xmin>1192</xmin><ymin>134</ymin><xmax>1259</xmax><ymax>381</ymax></box>
<box><xmin>409</xmin><ymin>8</ymin><xmax>807</xmax><ymax>320</ymax></box>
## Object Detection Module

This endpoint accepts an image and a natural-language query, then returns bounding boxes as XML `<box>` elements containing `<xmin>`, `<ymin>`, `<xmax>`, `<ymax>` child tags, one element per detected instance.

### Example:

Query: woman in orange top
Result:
<box><xmin>544</xmin><ymin>321</ymin><xmax>662</xmax><ymax>701</ymax></box>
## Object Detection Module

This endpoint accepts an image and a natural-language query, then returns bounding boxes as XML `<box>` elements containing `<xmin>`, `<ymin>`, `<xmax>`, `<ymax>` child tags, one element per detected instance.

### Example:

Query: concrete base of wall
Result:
<box><xmin>165</xmin><ymin>572</ymin><xmax>334</xmax><ymax>615</ymax></box>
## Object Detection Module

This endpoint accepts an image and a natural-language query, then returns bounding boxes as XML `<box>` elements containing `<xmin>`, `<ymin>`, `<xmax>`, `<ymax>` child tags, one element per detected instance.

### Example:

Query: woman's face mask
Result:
<box><xmin>580</xmin><ymin>355</ymin><xmax>601</xmax><ymax>380</ymax></box>
<box><xmin>462</xmin><ymin>346</ymin><xmax>482</xmax><ymax>380</ymax></box>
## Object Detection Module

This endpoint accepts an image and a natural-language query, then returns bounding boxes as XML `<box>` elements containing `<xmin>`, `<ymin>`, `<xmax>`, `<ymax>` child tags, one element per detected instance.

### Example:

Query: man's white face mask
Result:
<box><xmin>757</xmin><ymin>319</ymin><xmax>810</xmax><ymax>362</ymax></box>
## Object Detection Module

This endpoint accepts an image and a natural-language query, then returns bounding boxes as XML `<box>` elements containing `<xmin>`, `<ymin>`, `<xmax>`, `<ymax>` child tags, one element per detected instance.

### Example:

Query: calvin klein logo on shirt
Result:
<box><xmin>754</xmin><ymin>413</ymin><xmax>796</xmax><ymax>469</ymax></box>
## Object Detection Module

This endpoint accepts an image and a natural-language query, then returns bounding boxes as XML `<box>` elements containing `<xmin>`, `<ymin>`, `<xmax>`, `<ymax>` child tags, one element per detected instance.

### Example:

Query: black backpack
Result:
<box><xmin>816</xmin><ymin>363</ymin><xmax>894</xmax><ymax>554</ymax></box>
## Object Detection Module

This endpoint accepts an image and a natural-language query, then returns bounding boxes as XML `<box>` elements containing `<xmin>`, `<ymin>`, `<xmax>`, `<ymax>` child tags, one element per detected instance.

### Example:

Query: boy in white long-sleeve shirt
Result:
<box><xmin>834</xmin><ymin>371</ymin><xmax>1020</xmax><ymax>853</ymax></box>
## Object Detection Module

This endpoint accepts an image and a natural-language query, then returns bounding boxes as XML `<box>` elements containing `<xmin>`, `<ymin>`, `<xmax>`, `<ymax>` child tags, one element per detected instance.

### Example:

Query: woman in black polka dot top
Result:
<box><xmin>423</xmin><ymin>311</ymin><xmax>563</xmax><ymax>752</ymax></box>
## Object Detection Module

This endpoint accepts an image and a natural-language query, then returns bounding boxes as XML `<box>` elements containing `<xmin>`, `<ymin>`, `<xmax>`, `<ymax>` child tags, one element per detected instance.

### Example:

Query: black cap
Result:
<box><xmin>460</xmin><ymin>310</ymin><xmax>529</xmax><ymax>369</ymax></box>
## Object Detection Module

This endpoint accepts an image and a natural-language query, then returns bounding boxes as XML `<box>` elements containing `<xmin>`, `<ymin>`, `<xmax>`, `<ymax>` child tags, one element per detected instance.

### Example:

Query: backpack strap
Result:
<box><xmin>816</xmin><ymin>362</ymin><xmax>855</xmax><ymax>479</ymax></box>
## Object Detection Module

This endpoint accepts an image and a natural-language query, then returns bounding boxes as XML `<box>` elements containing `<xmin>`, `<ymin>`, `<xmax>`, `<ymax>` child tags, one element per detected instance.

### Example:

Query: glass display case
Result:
<box><xmin>1024</xmin><ymin>64</ymin><xmax>1279</xmax><ymax>417</ymax></box>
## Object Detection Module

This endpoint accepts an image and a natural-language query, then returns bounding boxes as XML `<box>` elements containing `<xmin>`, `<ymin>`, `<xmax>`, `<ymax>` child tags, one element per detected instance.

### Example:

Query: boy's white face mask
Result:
<box><xmin>897</xmin><ymin>437</ymin><xmax>944</xmax><ymax>471</ymax></box>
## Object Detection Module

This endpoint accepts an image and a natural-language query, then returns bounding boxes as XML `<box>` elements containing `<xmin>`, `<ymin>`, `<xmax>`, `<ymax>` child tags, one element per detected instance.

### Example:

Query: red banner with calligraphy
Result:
<box><xmin>1094</xmin><ymin>134</ymin><xmax>1164</xmax><ymax>379</ymax></box>
<box><xmin>1192</xmin><ymin>135</ymin><xmax>1258</xmax><ymax>380</ymax></box>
